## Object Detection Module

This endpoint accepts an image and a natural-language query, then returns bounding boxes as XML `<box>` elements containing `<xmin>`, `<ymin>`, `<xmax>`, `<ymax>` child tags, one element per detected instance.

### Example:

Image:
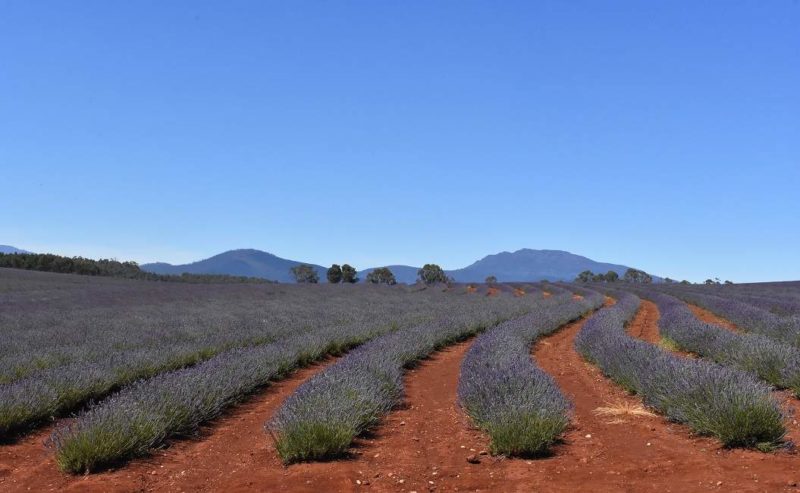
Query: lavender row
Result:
<box><xmin>266</xmin><ymin>298</ymin><xmax>545</xmax><ymax>463</ymax></box>
<box><xmin>679</xmin><ymin>282</ymin><xmax>800</xmax><ymax>317</ymax></box>
<box><xmin>50</xmin><ymin>291</ymin><xmax>537</xmax><ymax>472</ymax></box>
<box><xmin>664</xmin><ymin>290</ymin><xmax>800</xmax><ymax>346</ymax></box>
<box><xmin>458</xmin><ymin>290</ymin><xmax>603</xmax><ymax>455</ymax></box>
<box><xmin>575</xmin><ymin>292</ymin><xmax>784</xmax><ymax>448</ymax></box>
<box><xmin>646</xmin><ymin>291</ymin><xmax>800</xmax><ymax>395</ymax></box>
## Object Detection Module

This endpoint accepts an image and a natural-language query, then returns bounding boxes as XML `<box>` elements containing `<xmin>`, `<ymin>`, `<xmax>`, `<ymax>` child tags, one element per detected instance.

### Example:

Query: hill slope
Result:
<box><xmin>141</xmin><ymin>249</ymin><xmax>325</xmax><ymax>283</ymax></box>
<box><xmin>447</xmin><ymin>249</ymin><xmax>632</xmax><ymax>282</ymax></box>
<box><xmin>0</xmin><ymin>245</ymin><xmax>31</xmax><ymax>254</ymax></box>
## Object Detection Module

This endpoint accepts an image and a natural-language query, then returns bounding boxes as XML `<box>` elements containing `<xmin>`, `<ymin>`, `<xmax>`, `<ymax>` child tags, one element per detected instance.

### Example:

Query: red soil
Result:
<box><xmin>486</xmin><ymin>287</ymin><xmax>500</xmax><ymax>297</ymax></box>
<box><xmin>626</xmin><ymin>299</ymin><xmax>662</xmax><ymax>344</ymax></box>
<box><xmin>5</xmin><ymin>303</ymin><xmax>800</xmax><ymax>492</ymax></box>
<box><xmin>513</xmin><ymin>288</ymin><xmax>525</xmax><ymax>297</ymax></box>
<box><xmin>688</xmin><ymin>304</ymin><xmax>741</xmax><ymax>331</ymax></box>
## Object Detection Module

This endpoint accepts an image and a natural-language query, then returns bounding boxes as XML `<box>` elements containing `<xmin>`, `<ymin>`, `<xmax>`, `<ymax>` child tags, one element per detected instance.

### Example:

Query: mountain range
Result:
<box><xmin>141</xmin><ymin>248</ymin><xmax>641</xmax><ymax>283</ymax></box>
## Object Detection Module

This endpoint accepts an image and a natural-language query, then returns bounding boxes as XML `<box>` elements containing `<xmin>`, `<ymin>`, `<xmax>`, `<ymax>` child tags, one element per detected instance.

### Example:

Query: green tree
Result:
<box><xmin>485</xmin><ymin>275</ymin><xmax>497</xmax><ymax>284</ymax></box>
<box><xmin>326</xmin><ymin>264</ymin><xmax>343</xmax><ymax>283</ymax></box>
<box><xmin>680</xmin><ymin>280</ymin><xmax>691</xmax><ymax>285</ymax></box>
<box><xmin>704</xmin><ymin>279</ymin><xmax>715</xmax><ymax>285</ymax></box>
<box><xmin>592</xmin><ymin>272</ymin><xmax>606</xmax><ymax>282</ymax></box>
<box><xmin>623</xmin><ymin>268</ymin><xmax>653</xmax><ymax>284</ymax></box>
<box><xmin>664</xmin><ymin>277</ymin><xmax>675</xmax><ymax>283</ymax></box>
<box><xmin>604</xmin><ymin>271</ymin><xmax>619</xmax><ymax>282</ymax></box>
<box><xmin>290</xmin><ymin>264</ymin><xmax>319</xmax><ymax>283</ymax></box>
<box><xmin>366</xmin><ymin>267</ymin><xmax>396</xmax><ymax>285</ymax></box>
<box><xmin>575</xmin><ymin>270</ymin><xmax>593</xmax><ymax>283</ymax></box>
<box><xmin>418</xmin><ymin>264</ymin><xmax>448</xmax><ymax>284</ymax></box>
<box><xmin>341</xmin><ymin>264</ymin><xmax>359</xmax><ymax>283</ymax></box>
<box><xmin>724</xmin><ymin>280</ymin><xmax>734</xmax><ymax>285</ymax></box>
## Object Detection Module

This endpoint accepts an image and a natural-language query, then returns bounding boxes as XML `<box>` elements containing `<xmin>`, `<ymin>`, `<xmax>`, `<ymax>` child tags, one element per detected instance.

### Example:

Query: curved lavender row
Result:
<box><xmin>267</xmin><ymin>300</ymin><xmax>543</xmax><ymax>463</ymax></box>
<box><xmin>575</xmin><ymin>292</ymin><xmax>784</xmax><ymax>448</ymax></box>
<box><xmin>458</xmin><ymin>291</ymin><xmax>604</xmax><ymax>455</ymax></box>
<box><xmin>708</xmin><ymin>292</ymin><xmax>800</xmax><ymax>317</ymax></box>
<box><xmin>663</xmin><ymin>290</ymin><xmax>800</xmax><ymax>347</ymax></box>
<box><xmin>0</xmin><ymin>341</ymin><xmax>260</xmax><ymax>436</ymax></box>
<box><xmin>667</xmin><ymin>283</ymin><xmax>800</xmax><ymax>317</ymax></box>
<box><xmin>645</xmin><ymin>291</ymin><xmax>800</xmax><ymax>396</ymax></box>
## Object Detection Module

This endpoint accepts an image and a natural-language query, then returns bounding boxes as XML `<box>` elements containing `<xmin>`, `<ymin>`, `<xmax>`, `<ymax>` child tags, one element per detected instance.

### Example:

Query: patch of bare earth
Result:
<box><xmin>688</xmin><ymin>303</ymin><xmax>740</xmax><ymax>331</ymax></box>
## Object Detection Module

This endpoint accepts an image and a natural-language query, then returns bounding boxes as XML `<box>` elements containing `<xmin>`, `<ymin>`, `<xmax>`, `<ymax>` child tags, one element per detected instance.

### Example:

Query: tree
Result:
<box><xmin>485</xmin><ymin>275</ymin><xmax>497</xmax><ymax>284</ymax></box>
<box><xmin>592</xmin><ymin>272</ymin><xmax>606</xmax><ymax>282</ymax></box>
<box><xmin>623</xmin><ymin>268</ymin><xmax>652</xmax><ymax>284</ymax></box>
<box><xmin>366</xmin><ymin>267</ymin><xmax>396</xmax><ymax>285</ymax></box>
<box><xmin>680</xmin><ymin>280</ymin><xmax>691</xmax><ymax>285</ymax></box>
<box><xmin>290</xmin><ymin>264</ymin><xmax>319</xmax><ymax>283</ymax></box>
<box><xmin>704</xmin><ymin>279</ymin><xmax>715</xmax><ymax>285</ymax></box>
<box><xmin>664</xmin><ymin>277</ymin><xmax>675</xmax><ymax>284</ymax></box>
<box><xmin>326</xmin><ymin>264</ymin><xmax>342</xmax><ymax>284</ymax></box>
<box><xmin>575</xmin><ymin>270</ymin><xmax>593</xmax><ymax>283</ymax></box>
<box><xmin>418</xmin><ymin>264</ymin><xmax>448</xmax><ymax>285</ymax></box>
<box><xmin>724</xmin><ymin>280</ymin><xmax>734</xmax><ymax>285</ymax></box>
<box><xmin>604</xmin><ymin>271</ymin><xmax>619</xmax><ymax>282</ymax></box>
<box><xmin>341</xmin><ymin>264</ymin><xmax>358</xmax><ymax>283</ymax></box>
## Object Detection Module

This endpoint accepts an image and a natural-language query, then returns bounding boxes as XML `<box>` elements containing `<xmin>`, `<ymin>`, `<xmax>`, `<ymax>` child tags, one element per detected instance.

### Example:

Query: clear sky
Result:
<box><xmin>1</xmin><ymin>1</ymin><xmax>798</xmax><ymax>282</ymax></box>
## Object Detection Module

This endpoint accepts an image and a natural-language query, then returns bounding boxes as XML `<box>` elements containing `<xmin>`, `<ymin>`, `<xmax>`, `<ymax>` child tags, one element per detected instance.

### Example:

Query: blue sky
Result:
<box><xmin>1</xmin><ymin>1</ymin><xmax>798</xmax><ymax>282</ymax></box>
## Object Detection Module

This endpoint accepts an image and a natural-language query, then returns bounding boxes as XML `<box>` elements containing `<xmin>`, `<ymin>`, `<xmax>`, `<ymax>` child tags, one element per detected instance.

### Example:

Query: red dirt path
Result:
<box><xmin>688</xmin><ymin>304</ymin><xmax>741</xmax><ymax>331</ymax></box>
<box><xmin>626</xmin><ymin>299</ymin><xmax>661</xmax><ymax>344</ymax></box>
<box><xmin>5</xmin><ymin>302</ymin><xmax>800</xmax><ymax>492</ymax></box>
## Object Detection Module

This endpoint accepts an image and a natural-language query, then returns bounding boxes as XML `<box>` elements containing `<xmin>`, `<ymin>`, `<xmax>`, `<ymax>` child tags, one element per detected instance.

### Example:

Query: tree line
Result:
<box><xmin>0</xmin><ymin>253</ymin><xmax>270</xmax><ymax>284</ymax></box>
<box><xmin>290</xmin><ymin>263</ymin><xmax>452</xmax><ymax>285</ymax></box>
<box><xmin>574</xmin><ymin>268</ymin><xmax>655</xmax><ymax>283</ymax></box>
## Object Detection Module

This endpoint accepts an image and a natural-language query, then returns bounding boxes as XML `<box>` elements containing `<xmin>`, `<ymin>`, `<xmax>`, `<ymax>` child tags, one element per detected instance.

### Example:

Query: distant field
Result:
<box><xmin>2</xmin><ymin>268</ymin><xmax>800</xmax><ymax>492</ymax></box>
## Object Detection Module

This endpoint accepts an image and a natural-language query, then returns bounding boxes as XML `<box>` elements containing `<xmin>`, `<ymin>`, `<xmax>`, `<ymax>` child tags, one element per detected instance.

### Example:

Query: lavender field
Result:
<box><xmin>3</xmin><ymin>268</ymin><xmax>800</xmax><ymax>491</ymax></box>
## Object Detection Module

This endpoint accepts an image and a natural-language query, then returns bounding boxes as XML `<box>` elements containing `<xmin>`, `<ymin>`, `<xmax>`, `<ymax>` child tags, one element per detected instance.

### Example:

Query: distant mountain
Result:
<box><xmin>448</xmin><ymin>249</ymin><xmax>633</xmax><ymax>282</ymax></box>
<box><xmin>142</xmin><ymin>247</ymin><xmax>649</xmax><ymax>283</ymax></box>
<box><xmin>141</xmin><ymin>249</ymin><xmax>325</xmax><ymax>283</ymax></box>
<box><xmin>359</xmin><ymin>265</ymin><xmax>420</xmax><ymax>284</ymax></box>
<box><xmin>0</xmin><ymin>245</ymin><xmax>31</xmax><ymax>254</ymax></box>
